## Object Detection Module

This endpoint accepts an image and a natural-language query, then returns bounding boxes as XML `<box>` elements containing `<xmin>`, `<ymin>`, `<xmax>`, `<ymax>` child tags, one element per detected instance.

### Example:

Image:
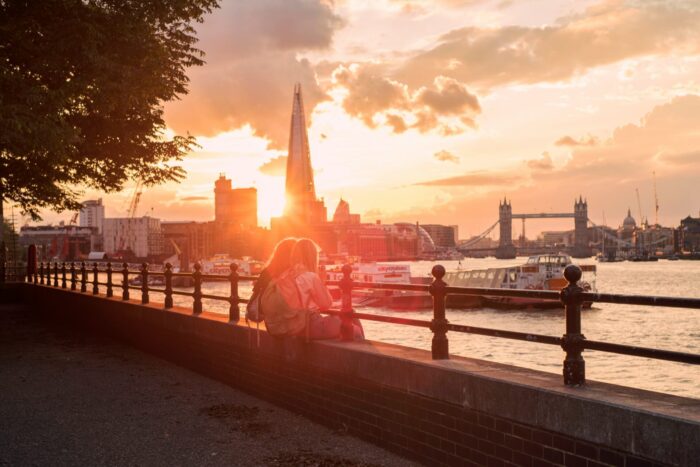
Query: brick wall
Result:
<box><xmin>20</xmin><ymin>284</ymin><xmax>696</xmax><ymax>467</ymax></box>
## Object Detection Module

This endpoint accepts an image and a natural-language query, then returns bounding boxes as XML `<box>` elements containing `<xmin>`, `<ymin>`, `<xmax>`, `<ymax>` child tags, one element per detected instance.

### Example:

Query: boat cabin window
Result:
<box><xmin>486</xmin><ymin>271</ymin><xmax>494</xmax><ymax>279</ymax></box>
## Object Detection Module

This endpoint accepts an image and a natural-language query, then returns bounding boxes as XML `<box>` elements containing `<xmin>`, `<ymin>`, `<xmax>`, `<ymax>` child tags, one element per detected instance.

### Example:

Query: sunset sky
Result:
<box><xmin>32</xmin><ymin>0</ymin><xmax>700</xmax><ymax>239</ymax></box>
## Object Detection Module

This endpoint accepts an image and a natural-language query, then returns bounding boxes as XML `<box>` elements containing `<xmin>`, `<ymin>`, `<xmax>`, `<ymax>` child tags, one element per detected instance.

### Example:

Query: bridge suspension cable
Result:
<box><xmin>458</xmin><ymin>220</ymin><xmax>500</xmax><ymax>248</ymax></box>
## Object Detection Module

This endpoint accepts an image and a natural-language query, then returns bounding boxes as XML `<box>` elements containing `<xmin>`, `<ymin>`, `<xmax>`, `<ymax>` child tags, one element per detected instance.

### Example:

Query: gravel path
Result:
<box><xmin>0</xmin><ymin>304</ymin><xmax>418</xmax><ymax>466</ymax></box>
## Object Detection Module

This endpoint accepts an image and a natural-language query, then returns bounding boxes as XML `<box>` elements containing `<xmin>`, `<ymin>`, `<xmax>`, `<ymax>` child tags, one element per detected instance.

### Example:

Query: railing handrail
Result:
<box><xmin>12</xmin><ymin>258</ymin><xmax>700</xmax><ymax>389</ymax></box>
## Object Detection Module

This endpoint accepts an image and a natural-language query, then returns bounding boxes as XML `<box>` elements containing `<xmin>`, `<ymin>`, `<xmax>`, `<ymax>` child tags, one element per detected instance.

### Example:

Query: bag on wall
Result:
<box><xmin>261</xmin><ymin>271</ymin><xmax>309</xmax><ymax>337</ymax></box>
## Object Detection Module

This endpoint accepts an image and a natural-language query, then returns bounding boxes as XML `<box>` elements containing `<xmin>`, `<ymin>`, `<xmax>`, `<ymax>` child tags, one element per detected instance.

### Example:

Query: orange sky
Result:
<box><xmin>29</xmin><ymin>0</ymin><xmax>700</xmax><ymax>239</ymax></box>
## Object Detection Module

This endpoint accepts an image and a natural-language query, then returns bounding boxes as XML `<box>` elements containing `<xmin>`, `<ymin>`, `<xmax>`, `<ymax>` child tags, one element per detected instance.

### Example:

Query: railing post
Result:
<box><xmin>53</xmin><ymin>262</ymin><xmax>59</xmax><ymax>287</ymax></box>
<box><xmin>106</xmin><ymin>262</ymin><xmax>113</xmax><ymax>297</ymax></box>
<box><xmin>39</xmin><ymin>262</ymin><xmax>45</xmax><ymax>285</ymax></box>
<box><xmin>61</xmin><ymin>262</ymin><xmax>67</xmax><ymax>289</ymax></box>
<box><xmin>140</xmin><ymin>262</ymin><xmax>149</xmax><ymax>304</ymax></box>
<box><xmin>122</xmin><ymin>262</ymin><xmax>129</xmax><ymax>301</ymax></box>
<box><xmin>560</xmin><ymin>264</ymin><xmax>586</xmax><ymax>386</ymax></box>
<box><xmin>0</xmin><ymin>244</ymin><xmax>5</xmax><ymax>285</ymax></box>
<box><xmin>70</xmin><ymin>262</ymin><xmax>77</xmax><ymax>290</ymax></box>
<box><xmin>164</xmin><ymin>263</ymin><xmax>173</xmax><ymax>309</ymax></box>
<box><xmin>429</xmin><ymin>264</ymin><xmax>449</xmax><ymax>360</ymax></box>
<box><xmin>28</xmin><ymin>245</ymin><xmax>37</xmax><ymax>284</ymax></box>
<box><xmin>92</xmin><ymin>263</ymin><xmax>99</xmax><ymax>295</ymax></box>
<box><xmin>192</xmin><ymin>262</ymin><xmax>202</xmax><ymax>315</ymax></box>
<box><xmin>229</xmin><ymin>263</ymin><xmax>240</xmax><ymax>322</ymax></box>
<box><xmin>80</xmin><ymin>261</ymin><xmax>87</xmax><ymax>293</ymax></box>
<box><xmin>339</xmin><ymin>264</ymin><xmax>355</xmax><ymax>341</ymax></box>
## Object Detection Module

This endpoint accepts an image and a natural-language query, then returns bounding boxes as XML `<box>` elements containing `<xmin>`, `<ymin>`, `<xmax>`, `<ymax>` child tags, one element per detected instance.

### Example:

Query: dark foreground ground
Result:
<box><xmin>0</xmin><ymin>303</ymin><xmax>417</xmax><ymax>467</ymax></box>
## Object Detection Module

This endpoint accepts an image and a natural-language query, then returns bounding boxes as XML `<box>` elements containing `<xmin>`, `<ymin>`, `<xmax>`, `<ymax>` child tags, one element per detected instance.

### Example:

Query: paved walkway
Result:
<box><xmin>0</xmin><ymin>304</ymin><xmax>417</xmax><ymax>466</ymax></box>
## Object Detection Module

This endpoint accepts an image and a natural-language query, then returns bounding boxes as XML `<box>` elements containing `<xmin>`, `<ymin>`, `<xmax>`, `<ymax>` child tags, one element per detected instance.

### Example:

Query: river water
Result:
<box><xmin>160</xmin><ymin>258</ymin><xmax>699</xmax><ymax>399</ymax></box>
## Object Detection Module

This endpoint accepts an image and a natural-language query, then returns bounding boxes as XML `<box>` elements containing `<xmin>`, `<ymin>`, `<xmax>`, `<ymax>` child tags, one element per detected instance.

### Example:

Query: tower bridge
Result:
<box><xmin>497</xmin><ymin>197</ymin><xmax>591</xmax><ymax>258</ymax></box>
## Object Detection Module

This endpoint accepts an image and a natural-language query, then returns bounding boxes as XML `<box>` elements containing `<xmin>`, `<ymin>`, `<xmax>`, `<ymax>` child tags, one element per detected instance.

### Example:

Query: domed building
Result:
<box><xmin>619</xmin><ymin>208</ymin><xmax>636</xmax><ymax>241</ymax></box>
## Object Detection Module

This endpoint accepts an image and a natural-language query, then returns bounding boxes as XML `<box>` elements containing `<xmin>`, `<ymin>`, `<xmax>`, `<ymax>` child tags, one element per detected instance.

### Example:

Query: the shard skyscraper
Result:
<box><xmin>282</xmin><ymin>83</ymin><xmax>327</xmax><ymax>226</ymax></box>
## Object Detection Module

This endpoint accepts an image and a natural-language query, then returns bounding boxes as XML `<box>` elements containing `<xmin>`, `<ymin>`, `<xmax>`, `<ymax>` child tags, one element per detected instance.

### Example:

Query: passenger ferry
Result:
<box><xmin>201</xmin><ymin>254</ymin><xmax>264</xmax><ymax>277</ymax></box>
<box><xmin>444</xmin><ymin>254</ymin><xmax>596</xmax><ymax>309</ymax></box>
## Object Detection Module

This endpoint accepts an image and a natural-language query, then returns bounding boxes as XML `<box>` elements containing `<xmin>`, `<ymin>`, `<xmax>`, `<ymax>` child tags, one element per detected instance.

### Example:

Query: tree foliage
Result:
<box><xmin>0</xmin><ymin>0</ymin><xmax>218</xmax><ymax>218</ymax></box>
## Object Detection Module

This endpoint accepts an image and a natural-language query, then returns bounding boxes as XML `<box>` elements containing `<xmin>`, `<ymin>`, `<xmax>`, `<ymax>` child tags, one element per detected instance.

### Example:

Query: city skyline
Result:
<box><xmin>20</xmin><ymin>0</ymin><xmax>700</xmax><ymax>237</ymax></box>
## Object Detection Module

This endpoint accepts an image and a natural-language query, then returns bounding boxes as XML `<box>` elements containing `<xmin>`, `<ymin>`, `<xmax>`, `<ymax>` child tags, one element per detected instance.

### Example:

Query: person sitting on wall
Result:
<box><xmin>246</xmin><ymin>237</ymin><xmax>298</xmax><ymax>324</ymax></box>
<box><xmin>287</xmin><ymin>238</ymin><xmax>364</xmax><ymax>341</ymax></box>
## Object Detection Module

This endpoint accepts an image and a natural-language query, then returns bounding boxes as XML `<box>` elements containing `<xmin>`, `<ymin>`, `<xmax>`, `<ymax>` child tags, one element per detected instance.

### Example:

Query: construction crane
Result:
<box><xmin>117</xmin><ymin>179</ymin><xmax>143</xmax><ymax>256</ymax></box>
<box><xmin>635</xmin><ymin>188</ymin><xmax>644</xmax><ymax>228</ymax></box>
<box><xmin>653</xmin><ymin>171</ymin><xmax>659</xmax><ymax>226</ymax></box>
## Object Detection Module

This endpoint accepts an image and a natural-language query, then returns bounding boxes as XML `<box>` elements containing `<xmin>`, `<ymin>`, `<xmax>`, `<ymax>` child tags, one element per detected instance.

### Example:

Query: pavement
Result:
<box><xmin>0</xmin><ymin>303</ymin><xmax>418</xmax><ymax>466</ymax></box>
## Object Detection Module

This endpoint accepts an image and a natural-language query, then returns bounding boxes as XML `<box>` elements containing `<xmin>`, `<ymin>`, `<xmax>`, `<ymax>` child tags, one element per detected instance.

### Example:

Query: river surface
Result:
<box><xmin>152</xmin><ymin>258</ymin><xmax>699</xmax><ymax>399</ymax></box>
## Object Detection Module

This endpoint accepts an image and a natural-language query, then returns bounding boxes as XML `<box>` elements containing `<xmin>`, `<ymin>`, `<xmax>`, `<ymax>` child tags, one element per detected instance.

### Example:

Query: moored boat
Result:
<box><xmin>444</xmin><ymin>254</ymin><xmax>596</xmax><ymax>309</ymax></box>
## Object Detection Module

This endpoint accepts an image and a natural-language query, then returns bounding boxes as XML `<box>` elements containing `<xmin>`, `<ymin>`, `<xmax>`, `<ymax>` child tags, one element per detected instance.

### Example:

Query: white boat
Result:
<box><xmin>201</xmin><ymin>254</ymin><xmax>264</xmax><ymax>277</ymax></box>
<box><xmin>324</xmin><ymin>262</ymin><xmax>434</xmax><ymax>309</ymax></box>
<box><xmin>444</xmin><ymin>254</ymin><xmax>596</xmax><ymax>309</ymax></box>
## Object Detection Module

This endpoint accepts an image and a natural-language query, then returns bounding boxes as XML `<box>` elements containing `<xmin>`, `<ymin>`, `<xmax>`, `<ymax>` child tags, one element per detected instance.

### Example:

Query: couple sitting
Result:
<box><xmin>247</xmin><ymin>237</ymin><xmax>364</xmax><ymax>341</ymax></box>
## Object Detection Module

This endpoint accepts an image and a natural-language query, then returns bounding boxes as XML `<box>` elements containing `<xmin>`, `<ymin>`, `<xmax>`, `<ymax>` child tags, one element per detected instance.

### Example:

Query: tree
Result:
<box><xmin>0</xmin><ymin>0</ymin><xmax>218</xmax><ymax>220</ymax></box>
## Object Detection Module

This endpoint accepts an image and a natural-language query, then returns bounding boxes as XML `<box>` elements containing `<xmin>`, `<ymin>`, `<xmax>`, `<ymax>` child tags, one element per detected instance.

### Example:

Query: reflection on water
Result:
<box><xmin>147</xmin><ymin>257</ymin><xmax>699</xmax><ymax>399</ymax></box>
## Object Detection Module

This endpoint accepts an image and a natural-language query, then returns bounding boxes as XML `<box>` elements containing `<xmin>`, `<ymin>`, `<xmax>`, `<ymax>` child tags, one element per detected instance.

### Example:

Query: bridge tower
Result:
<box><xmin>496</xmin><ymin>198</ymin><xmax>516</xmax><ymax>259</ymax></box>
<box><xmin>572</xmin><ymin>196</ymin><xmax>592</xmax><ymax>258</ymax></box>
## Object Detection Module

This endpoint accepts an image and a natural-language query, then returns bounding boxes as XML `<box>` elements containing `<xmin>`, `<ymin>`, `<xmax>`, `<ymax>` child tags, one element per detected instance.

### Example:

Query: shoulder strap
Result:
<box><xmin>293</xmin><ymin>274</ymin><xmax>308</xmax><ymax>309</ymax></box>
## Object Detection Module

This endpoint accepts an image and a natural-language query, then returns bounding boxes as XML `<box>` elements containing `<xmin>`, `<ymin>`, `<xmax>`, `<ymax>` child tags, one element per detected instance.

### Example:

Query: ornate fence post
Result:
<box><xmin>80</xmin><ymin>262</ymin><xmax>87</xmax><ymax>293</ymax></box>
<box><xmin>164</xmin><ymin>263</ymin><xmax>173</xmax><ymax>309</ymax></box>
<box><xmin>92</xmin><ymin>263</ymin><xmax>99</xmax><ymax>295</ymax></box>
<box><xmin>53</xmin><ymin>262</ymin><xmax>59</xmax><ymax>287</ymax></box>
<box><xmin>122</xmin><ymin>262</ymin><xmax>130</xmax><ymax>301</ymax></box>
<box><xmin>192</xmin><ymin>262</ymin><xmax>202</xmax><ymax>315</ymax></box>
<box><xmin>140</xmin><ymin>263</ymin><xmax>149</xmax><ymax>304</ymax></box>
<box><xmin>61</xmin><ymin>262</ymin><xmax>67</xmax><ymax>288</ymax></box>
<box><xmin>429</xmin><ymin>264</ymin><xmax>449</xmax><ymax>360</ymax></box>
<box><xmin>560</xmin><ymin>264</ymin><xmax>586</xmax><ymax>386</ymax></box>
<box><xmin>106</xmin><ymin>263</ymin><xmax>113</xmax><ymax>298</ymax></box>
<box><xmin>70</xmin><ymin>262</ymin><xmax>77</xmax><ymax>290</ymax></box>
<box><xmin>229</xmin><ymin>263</ymin><xmax>240</xmax><ymax>322</ymax></box>
<box><xmin>39</xmin><ymin>262</ymin><xmax>45</xmax><ymax>285</ymax></box>
<box><xmin>339</xmin><ymin>264</ymin><xmax>355</xmax><ymax>341</ymax></box>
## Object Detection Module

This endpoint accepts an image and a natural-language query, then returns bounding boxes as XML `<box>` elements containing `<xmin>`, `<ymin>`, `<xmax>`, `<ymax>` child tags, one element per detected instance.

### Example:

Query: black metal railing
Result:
<box><xmin>11</xmin><ymin>258</ymin><xmax>700</xmax><ymax>387</ymax></box>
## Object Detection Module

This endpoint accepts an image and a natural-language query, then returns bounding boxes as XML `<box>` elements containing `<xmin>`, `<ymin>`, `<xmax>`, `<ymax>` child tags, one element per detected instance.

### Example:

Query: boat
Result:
<box><xmin>325</xmin><ymin>262</ymin><xmax>436</xmax><ymax>309</ymax></box>
<box><xmin>128</xmin><ymin>275</ymin><xmax>166</xmax><ymax>287</ymax></box>
<box><xmin>444</xmin><ymin>254</ymin><xmax>596</xmax><ymax>309</ymax></box>
<box><xmin>200</xmin><ymin>254</ymin><xmax>264</xmax><ymax>277</ymax></box>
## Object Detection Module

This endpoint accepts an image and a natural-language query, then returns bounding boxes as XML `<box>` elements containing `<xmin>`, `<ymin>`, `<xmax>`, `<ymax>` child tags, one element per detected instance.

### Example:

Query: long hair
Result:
<box><xmin>290</xmin><ymin>238</ymin><xmax>320</xmax><ymax>273</ymax></box>
<box><xmin>265</xmin><ymin>237</ymin><xmax>298</xmax><ymax>278</ymax></box>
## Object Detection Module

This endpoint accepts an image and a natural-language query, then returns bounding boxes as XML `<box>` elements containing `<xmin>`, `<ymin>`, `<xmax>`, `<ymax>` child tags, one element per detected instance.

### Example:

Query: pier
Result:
<box><xmin>2</xmin><ymin>260</ymin><xmax>699</xmax><ymax>466</ymax></box>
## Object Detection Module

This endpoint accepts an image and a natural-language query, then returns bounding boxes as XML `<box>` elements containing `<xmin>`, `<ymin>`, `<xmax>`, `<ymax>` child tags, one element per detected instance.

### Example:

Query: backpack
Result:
<box><xmin>245</xmin><ymin>293</ymin><xmax>264</xmax><ymax>323</ymax></box>
<box><xmin>261</xmin><ymin>271</ymin><xmax>309</xmax><ymax>337</ymax></box>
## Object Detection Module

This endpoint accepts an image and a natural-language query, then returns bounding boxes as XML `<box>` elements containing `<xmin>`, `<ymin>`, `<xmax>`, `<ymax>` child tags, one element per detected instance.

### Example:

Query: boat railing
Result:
<box><xmin>12</xmin><ymin>259</ymin><xmax>700</xmax><ymax>387</ymax></box>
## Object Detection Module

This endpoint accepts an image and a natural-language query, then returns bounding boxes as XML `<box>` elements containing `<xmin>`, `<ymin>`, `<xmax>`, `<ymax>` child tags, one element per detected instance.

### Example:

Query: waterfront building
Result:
<box><xmin>421</xmin><ymin>224</ymin><xmax>458</xmax><ymax>248</ymax></box>
<box><xmin>103</xmin><ymin>216</ymin><xmax>163</xmax><ymax>259</ymax></box>
<box><xmin>332</xmin><ymin>199</ymin><xmax>360</xmax><ymax>225</ymax></box>
<box><xmin>161</xmin><ymin>221</ymin><xmax>215</xmax><ymax>265</ymax></box>
<box><xmin>19</xmin><ymin>224</ymin><xmax>95</xmax><ymax>261</ymax></box>
<box><xmin>679</xmin><ymin>215</ymin><xmax>700</xmax><ymax>252</ymax></box>
<box><xmin>214</xmin><ymin>175</ymin><xmax>257</xmax><ymax>229</ymax></box>
<box><xmin>79</xmin><ymin>199</ymin><xmax>105</xmax><ymax>234</ymax></box>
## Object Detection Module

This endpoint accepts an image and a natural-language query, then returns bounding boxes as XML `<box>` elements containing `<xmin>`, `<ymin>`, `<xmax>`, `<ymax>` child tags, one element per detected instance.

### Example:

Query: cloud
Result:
<box><xmin>396</xmin><ymin>1</ymin><xmax>700</xmax><ymax>89</ymax></box>
<box><xmin>434</xmin><ymin>150</ymin><xmax>459</xmax><ymax>163</ymax></box>
<box><xmin>333</xmin><ymin>65</ymin><xmax>481</xmax><ymax>135</ymax></box>
<box><xmin>415</xmin><ymin>171</ymin><xmax>521</xmax><ymax>187</ymax></box>
<box><xmin>526</xmin><ymin>152</ymin><xmax>553</xmax><ymax>171</ymax></box>
<box><xmin>179</xmin><ymin>196</ymin><xmax>210</xmax><ymax>202</ymax></box>
<box><xmin>165</xmin><ymin>0</ymin><xmax>343</xmax><ymax>148</ymax></box>
<box><xmin>555</xmin><ymin>136</ymin><xmax>597</xmax><ymax>147</ymax></box>
<box><xmin>259</xmin><ymin>155</ymin><xmax>288</xmax><ymax>176</ymax></box>
<box><xmin>399</xmin><ymin>95</ymin><xmax>700</xmax><ymax>231</ymax></box>
<box><xmin>661</xmin><ymin>150</ymin><xmax>700</xmax><ymax>166</ymax></box>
